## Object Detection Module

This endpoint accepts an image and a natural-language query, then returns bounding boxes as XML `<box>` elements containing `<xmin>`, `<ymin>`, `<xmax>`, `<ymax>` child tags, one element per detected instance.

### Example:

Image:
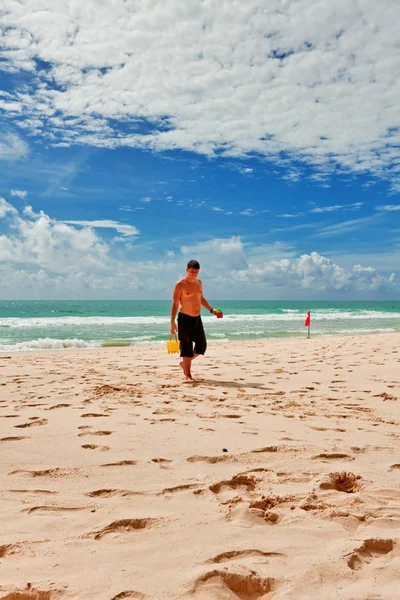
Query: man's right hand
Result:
<box><xmin>170</xmin><ymin>323</ymin><xmax>177</xmax><ymax>336</ymax></box>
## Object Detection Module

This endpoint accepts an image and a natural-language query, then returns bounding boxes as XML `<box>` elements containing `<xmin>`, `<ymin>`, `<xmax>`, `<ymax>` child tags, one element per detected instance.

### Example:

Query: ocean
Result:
<box><xmin>0</xmin><ymin>300</ymin><xmax>399</xmax><ymax>353</ymax></box>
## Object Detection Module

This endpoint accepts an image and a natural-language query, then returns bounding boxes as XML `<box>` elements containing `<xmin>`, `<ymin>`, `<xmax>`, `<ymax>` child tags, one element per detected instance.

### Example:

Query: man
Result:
<box><xmin>170</xmin><ymin>259</ymin><xmax>218</xmax><ymax>381</ymax></box>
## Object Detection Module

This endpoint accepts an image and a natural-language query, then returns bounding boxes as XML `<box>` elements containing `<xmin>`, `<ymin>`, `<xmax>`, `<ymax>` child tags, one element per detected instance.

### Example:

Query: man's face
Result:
<box><xmin>186</xmin><ymin>268</ymin><xmax>199</xmax><ymax>280</ymax></box>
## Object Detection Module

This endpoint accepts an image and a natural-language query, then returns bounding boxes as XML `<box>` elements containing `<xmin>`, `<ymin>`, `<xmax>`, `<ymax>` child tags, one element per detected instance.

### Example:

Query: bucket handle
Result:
<box><xmin>169</xmin><ymin>334</ymin><xmax>178</xmax><ymax>341</ymax></box>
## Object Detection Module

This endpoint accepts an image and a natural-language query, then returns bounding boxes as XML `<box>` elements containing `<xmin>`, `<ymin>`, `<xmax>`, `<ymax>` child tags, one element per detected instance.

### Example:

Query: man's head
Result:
<box><xmin>186</xmin><ymin>259</ymin><xmax>200</xmax><ymax>280</ymax></box>
<box><xmin>187</xmin><ymin>259</ymin><xmax>200</xmax><ymax>270</ymax></box>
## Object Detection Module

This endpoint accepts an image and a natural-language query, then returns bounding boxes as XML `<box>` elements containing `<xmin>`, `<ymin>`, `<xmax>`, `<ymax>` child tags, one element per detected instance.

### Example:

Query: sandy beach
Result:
<box><xmin>0</xmin><ymin>332</ymin><xmax>399</xmax><ymax>600</ymax></box>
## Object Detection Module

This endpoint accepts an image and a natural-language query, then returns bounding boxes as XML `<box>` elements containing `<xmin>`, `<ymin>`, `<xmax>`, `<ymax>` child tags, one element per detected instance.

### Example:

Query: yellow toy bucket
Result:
<box><xmin>166</xmin><ymin>334</ymin><xmax>180</xmax><ymax>354</ymax></box>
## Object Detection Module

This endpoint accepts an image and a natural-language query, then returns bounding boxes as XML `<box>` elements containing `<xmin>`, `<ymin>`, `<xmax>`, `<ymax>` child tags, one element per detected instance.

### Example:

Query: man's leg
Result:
<box><xmin>178</xmin><ymin>314</ymin><xmax>196</xmax><ymax>380</ymax></box>
<box><xmin>181</xmin><ymin>353</ymin><xmax>199</xmax><ymax>380</ymax></box>
<box><xmin>189</xmin><ymin>318</ymin><xmax>206</xmax><ymax>379</ymax></box>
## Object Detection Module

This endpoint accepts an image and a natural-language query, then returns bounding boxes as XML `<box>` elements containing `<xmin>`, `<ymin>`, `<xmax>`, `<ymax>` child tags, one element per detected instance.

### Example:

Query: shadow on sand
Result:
<box><xmin>188</xmin><ymin>378</ymin><xmax>268</xmax><ymax>390</ymax></box>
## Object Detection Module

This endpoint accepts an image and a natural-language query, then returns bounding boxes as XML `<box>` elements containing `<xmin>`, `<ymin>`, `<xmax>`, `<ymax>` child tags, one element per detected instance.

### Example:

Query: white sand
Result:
<box><xmin>0</xmin><ymin>333</ymin><xmax>399</xmax><ymax>599</ymax></box>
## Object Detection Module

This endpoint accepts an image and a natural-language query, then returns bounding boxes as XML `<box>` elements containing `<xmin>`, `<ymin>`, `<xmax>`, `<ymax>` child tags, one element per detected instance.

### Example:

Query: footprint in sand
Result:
<box><xmin>46</xmin><ymin>403</ymin><xmax>71</xmax><ymax>410</ymax></box>
<box><xmin>161</xmin><ymin>483</ymin><xmax>199</xmax><ymax>495</ymax></box>
<box><xmin>86</xmin><ymin>489</ymin><xmax>143</xmax><ymax>498</ymax></box>
<box><xmin>8</xmin><ymin>489</ymin><xmax>57</xmax><ymax>495</ymax></box>
<box><xmin>206</xmin><ymin>549</ymin><xmax>285</xmax><ymax>564</ymax></box>
<box><xmin>9</xmin><ymin>467</ymin><xmax>79</xmax><ymax>478</ymax></box>
<box><xmin>319</xmin><ymin>471</ymin><xmax>362</xmax><ymax>493</ymax></box>
<box><xmin>220</xmin><ymin>413</ymin><xmax>242</xmax><ymax>419</ymax></box>
<box><xmin>187</xmin><ymin>569</ymin><xmax>278</xmax><ymax>599</ymax></box>
<box><xmin>246</xmin><ymin>494</ymin><xmax>304</xmax><ymax>525</ymax></box>
<box><xmin>81</xmin><ymin>444</ymin><xmax>110</xmax><ymax>451</ymax></box>
<box><xmin>0</xmin><ymin>436</ymin><xmax>29</xmax><ymax>442</ymax></box>
<box><xmin>346</xmin><ymin>538</ymin><xmax>395</xmax><ymax>570</ymax></box>
<box><xmin>93</xmin><ymin>518</ymin><xmax>160</xmax><ymax>539</ymax></box>
<box><xmin>14</xmin><ymin>418</ymin><xmax>48</xmax><ymax>428</ymax></box>
<box><xmin>101</xmin><ymin>460</ymin><xmax>137</xmax><ymax>467</ymax></box>
<box><xmin>252</xmin><ymin>446</ymin><xmax>279</xmax><ymax>454</ymax></box>
<box><xmin>209</xmin><ymin>474</ymin><xmax>258</xmax><ymax>495</ymax></box>
<box><xmin>187</xmin><ymin>455</ymin><xmax>227</xmax><ymax>464</ymax></box>
<box><xmin>80</xmin><ymin>412</ymin><xmax>110</xmax><ymax>418</ymax></box>
<box><xmin>0</xmin><ymin>586</ymin><xmax>61</xmax><ymax>599</ymax></box>
<box><xmin>23</xmin><ymin>505</ymin><xmax>86</xmax><ymax>514</ymax></box>
<box><xmin>312</xmin><ymin>452</ymin><xmax>355</xmax><ymax>461</ymax></box>
<box><xmin>110</xmin><ymin>592</ymin><xmax>147</xmax><ymax>600</ymax></box>
<box><xmin>78</xmin><ymin>430</ymin><xmax>113</xmax><ymax>437</ymax></box>
<box><xmin>0</xmin><ymin>544</ymin><xmax>19</xmax><ymax>559</ymax></box>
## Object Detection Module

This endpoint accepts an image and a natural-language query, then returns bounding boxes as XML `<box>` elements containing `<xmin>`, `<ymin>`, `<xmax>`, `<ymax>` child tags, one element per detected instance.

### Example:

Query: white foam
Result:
<box><xmin>0</xmin><ymin>310</ymin><xmax>399</xmax><ymax>330</ymax></box>
<box><xmin>0</xmin><ymin>315</ymin><xmax>171</xmax><ymax>329</ymax></box>
<box><xmin>0</xmin><ymin>338</ymin><xmax>100</xmax><ymax>352</ymax></box>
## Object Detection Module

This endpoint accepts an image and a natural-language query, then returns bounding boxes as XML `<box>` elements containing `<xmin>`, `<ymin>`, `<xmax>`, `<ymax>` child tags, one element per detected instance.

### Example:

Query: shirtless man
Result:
<box><xmin>170</xmin><ymin>259</ymin><xmax>218</xmax><ymax>381</ymax></box>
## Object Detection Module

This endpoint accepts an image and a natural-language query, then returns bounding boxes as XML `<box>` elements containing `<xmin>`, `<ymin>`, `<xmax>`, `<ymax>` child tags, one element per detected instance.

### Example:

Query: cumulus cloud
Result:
<box><xmin>180</xmin><ymin>237</ymin><xmax>396</xmax><ymax>294</ymax></box>
<box><xmin>0</xmin><ymin>200</ymin><xmax>397</xmax><ymax>297</ymax></box>
<box><xmin>0</xmin><ymin>0</ymin><xmax>399</xmax><ymax>188</ymax></box>
<box><xmin>0</xmin><ymin>198</ymin><xmax>166</xmax><ymax>295</ymax></box>
<box><xmin>0</xmin><ymin>197</ymin><xmax>18</xmax><ymax>218</ymax></box>
<box><xmin>233</xmin><ymin>250</ymin><xmax>396</xmax><ymax>293</ymax></box>
<box><xmin>0</xmin><ymin>199</ymin><xmax>112</xmax><ymax>274</ymax></box>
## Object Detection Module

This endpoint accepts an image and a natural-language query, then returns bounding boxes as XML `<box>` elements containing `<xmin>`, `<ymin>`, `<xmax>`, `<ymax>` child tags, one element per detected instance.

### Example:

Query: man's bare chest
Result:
<box><xmin>181</xmin><ymin>283</ymin><xmax>201</xmax><ymax>299</ymax></box>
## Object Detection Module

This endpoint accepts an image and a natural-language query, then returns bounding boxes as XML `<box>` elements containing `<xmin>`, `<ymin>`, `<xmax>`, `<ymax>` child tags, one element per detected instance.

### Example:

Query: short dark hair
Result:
<box><xmin>187</xmin><ymin>259</ymin><xmax>200</xmax><ymax>270</ymax></box>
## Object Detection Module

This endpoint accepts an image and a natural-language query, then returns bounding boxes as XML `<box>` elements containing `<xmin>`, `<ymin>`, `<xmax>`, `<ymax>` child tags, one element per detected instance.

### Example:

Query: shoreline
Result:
<box><xmin>1</xmin><ymin>329</ymin><xmax>399</xmax><ymax>356</ymax></box>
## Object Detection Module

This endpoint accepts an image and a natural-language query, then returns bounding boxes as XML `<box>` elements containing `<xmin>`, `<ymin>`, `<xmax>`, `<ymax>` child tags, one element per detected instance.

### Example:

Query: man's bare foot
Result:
<box><xmin>180</xmin><ymin>360</ymin><xmax>193</xmax><ymax>381</ymax></box>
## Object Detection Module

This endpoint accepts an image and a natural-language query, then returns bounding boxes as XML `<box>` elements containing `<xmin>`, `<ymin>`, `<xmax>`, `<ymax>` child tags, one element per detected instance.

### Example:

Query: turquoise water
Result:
<box><xmin>0</xmin><ymin>300</ymin><xmax>399</xmax><ymax>352</ymax></box>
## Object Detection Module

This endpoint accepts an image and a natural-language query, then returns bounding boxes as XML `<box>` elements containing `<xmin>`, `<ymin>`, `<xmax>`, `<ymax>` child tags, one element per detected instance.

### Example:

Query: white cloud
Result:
<box><xmin>10</xmin><ymin>189</ymin><xmax>27</xmax><ymax>198</ymax></box>
<box><xmin>181</xmin><ymin>236</ymin><xmax>249</xmax><ymax>271</ymax></box>
<box><xmin>376</xmin><ymin>205</ymin><xmax>400</xmax><ymax>212</ymax></box>
<box><xmin>0</xmin><ymin>1</ymin><xmax>399</xmax><ymax>187</ymax></box>
<box><xmin>313</xmin><ymin>216</ymin><xmax>377</xmax><ymax>237</ymax></box>
<box><xmin>63</xmin><ymin>220</ymin><xmax>139</xmax><ymax>237</ymax></box>
<box><xmin>0</xmin><ymin>197</ymin><xmax>19</xmax><ymax>218</ymax></box>
<box><xmin>0</xmin><ymin>199</ymin><xmax>172</xmax><ymax>296</ymax></box>
<box><xmin>233</xmin><ymin>250</ymin><xmax>396</xmax><ymax>293</ymax></box>
<box><xmin>180</xmin><ymin>237</ymin><xmax>396</xmax><ymax>294</ymax></box>
<box><xmin>277</xmin><ymin>212</ymin><xmax>305</xmax><ymax>218</ymax></box>
<box><xmin>0</xmin><ymin>132</ymin><xmax>28</xmax><ymax>160</ymax></box>
<box><xmin>0</xmin><ymin>203</ymin><xmax>397</xmax><ymax>297</ymax></box>
<box><xmin>0</xmin><ymin>201</ymin><xmax>110</xmax><ymax>272</ymax></box>
<box><xmin>310</xmin><ymin>202</ymin><xmax>363</xmax><ymax>213</ymax></box>
<box><xmin>239</xmin><ymin>209</ymin><xmax>256</xmax><ymax>217</ymax></box>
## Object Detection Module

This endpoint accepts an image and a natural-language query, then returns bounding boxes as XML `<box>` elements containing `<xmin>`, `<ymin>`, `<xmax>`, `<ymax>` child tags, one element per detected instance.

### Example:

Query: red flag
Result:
<box><xmin>304</xmin><ymin>311</ymin><xmax>311</xmax><ymax>327</ymax></box>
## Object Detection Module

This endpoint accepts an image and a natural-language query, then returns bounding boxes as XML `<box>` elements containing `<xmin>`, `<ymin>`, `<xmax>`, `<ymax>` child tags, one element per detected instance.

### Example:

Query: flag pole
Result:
<box><xmin>304</xmin><ymin>311</ymin><xmax>311</xmax><ymax>339</ymax></box>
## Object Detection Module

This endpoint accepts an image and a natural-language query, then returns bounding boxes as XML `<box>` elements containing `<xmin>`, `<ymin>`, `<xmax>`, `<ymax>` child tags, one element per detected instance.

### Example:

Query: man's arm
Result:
<box><xmin>170</xmin><ymin>281</ymin><xmax>182</xmax><ymax>334</ymax></box>
<box><xmin>200</xmin><ymin>282</ymin><xmax>217</xmax><ymax>315</ymax></box>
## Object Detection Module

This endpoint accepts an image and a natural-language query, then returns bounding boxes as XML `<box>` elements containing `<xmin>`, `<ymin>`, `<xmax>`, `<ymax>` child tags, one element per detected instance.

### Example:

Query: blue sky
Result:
<box><xmin>0</xmin><ymin>0</ymin><xmax>399</xmax><ymax>300</ymax></box>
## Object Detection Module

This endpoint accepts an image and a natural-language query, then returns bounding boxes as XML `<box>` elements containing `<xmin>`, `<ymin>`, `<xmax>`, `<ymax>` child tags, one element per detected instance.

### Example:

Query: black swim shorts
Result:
<box><xmin>177</xmin><ymin>312</ymin><xmax>207</xmax><ymax>358</ymax></box>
